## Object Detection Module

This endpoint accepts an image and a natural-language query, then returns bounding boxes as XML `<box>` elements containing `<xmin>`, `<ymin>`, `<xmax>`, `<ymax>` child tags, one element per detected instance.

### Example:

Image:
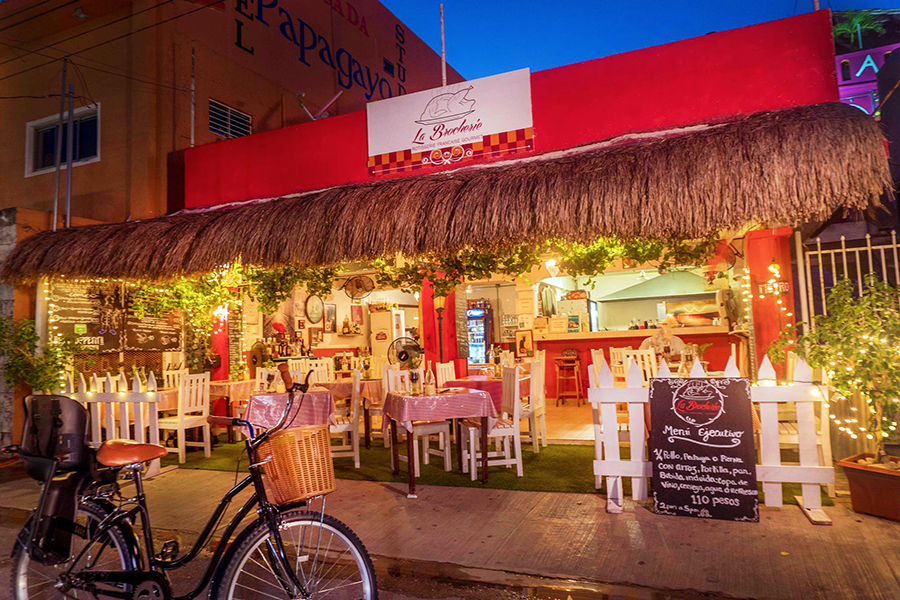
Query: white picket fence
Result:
<box><xmin>65</xmin><ymin>372</ymin><xmax>162</xmax><ymax>477</ymax></box>
<box><xmin>589</xmin><ymin>355</ymin><xmax>835</xmax><ymax>524</ymax></box>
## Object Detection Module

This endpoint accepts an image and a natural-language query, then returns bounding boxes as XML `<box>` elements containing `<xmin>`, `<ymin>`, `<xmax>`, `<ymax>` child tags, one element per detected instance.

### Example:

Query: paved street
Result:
<box><xmin>2</xmin><ymin>467</ymin><xmax>900</xmax><ymax>599</ymax></box>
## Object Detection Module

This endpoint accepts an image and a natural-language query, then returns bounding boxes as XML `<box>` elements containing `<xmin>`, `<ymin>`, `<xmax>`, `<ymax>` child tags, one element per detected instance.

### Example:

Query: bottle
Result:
<box><xmin>424</xmin><ymin>361</ymin><xmax>436</xmax><ymax>396</ymax></box>
<box><xmin>410</xmin><ymin>369</ymin><xmax>420</xmax><ymax>395</ymax></box>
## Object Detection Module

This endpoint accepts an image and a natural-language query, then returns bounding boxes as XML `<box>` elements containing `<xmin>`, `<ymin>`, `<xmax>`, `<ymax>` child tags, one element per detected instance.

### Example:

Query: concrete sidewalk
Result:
<box><xmin>2</xmin><ymin>469</ymin><xmax>899</xmax><ymax>599</ymax></box>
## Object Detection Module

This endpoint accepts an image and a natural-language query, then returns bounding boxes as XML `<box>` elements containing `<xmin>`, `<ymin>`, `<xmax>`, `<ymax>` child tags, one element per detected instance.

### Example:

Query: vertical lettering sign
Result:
<box><xmin>227</xmin><ymin>304</ymin><xmax>244</xmax><ymax>377</ymax></box>
<box><xmin>49</xmin><ymin>281</ymin><xmax>124</xmax><ymax>352</ymax></box>
<box><xmin>366</xmin><ymin>68</ymin><xmax>533</xmax><ymax>177</ymax></box>
<box><xmin>650</xmin><ymin>378</ymin><xmax>758</xmax><ymax>522</ymax></box>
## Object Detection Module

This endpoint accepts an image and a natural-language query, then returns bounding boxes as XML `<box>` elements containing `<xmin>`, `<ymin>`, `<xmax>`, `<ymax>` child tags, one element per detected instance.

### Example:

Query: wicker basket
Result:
<box><xmin>257</xmin><ymin>425</ymin><xmax>336</xmax><ymax>505</ymax></box>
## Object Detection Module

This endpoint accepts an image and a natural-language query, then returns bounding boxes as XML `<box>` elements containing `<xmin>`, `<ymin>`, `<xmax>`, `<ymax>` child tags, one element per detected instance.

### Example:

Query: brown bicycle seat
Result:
<box><xmin>97</xmin><ymin>439</ymin><xmax>167</xmax><ymax>467</ymax></box>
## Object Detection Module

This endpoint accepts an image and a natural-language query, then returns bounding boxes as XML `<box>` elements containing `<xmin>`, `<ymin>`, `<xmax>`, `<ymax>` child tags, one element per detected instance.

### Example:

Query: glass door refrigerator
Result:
<box><xmin>466</xmin><ymin>307</ymin><xmax>493</xmax><ymax>364</ymax></box>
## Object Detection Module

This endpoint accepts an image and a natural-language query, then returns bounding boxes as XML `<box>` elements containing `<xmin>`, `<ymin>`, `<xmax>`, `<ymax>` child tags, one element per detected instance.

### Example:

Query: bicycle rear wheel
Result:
<box><xmin>11</xmin><ymin>500</ymin><xmax>138</xmax><ymax>600</ymax></box>
<box><xmin>212</xmin><ymin>510</ymin><xmax>377</xmax><ymax>599</ymax></box>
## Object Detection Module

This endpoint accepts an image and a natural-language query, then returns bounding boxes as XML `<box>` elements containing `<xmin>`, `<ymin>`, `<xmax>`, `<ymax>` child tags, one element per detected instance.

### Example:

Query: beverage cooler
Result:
<box><xmin>466</xmin><ymin>307</ymin><xmax>493</xmax><ymax>364</ymax></box>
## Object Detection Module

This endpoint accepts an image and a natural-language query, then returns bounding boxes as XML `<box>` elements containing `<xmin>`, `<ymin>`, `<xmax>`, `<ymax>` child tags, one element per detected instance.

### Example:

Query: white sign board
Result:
<box><xmin>366</xmin><ymin>68</ymin><xmax>533</xmax><ymax>176</ymax></box>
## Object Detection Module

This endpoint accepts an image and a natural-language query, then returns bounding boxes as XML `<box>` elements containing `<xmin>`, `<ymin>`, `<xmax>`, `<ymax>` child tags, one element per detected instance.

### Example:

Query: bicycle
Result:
<box><xmin>7</xmin><ymin>364</ymin><xmax>378</xmax><ymax>599</ymax></box>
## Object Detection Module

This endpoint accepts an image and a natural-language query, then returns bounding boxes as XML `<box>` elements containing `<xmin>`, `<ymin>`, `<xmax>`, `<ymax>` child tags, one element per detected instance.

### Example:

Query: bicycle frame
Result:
<box><xmin>53</xmin><ymin>380</ymin><xmax>314</xmax><ymax>600</ymax></box>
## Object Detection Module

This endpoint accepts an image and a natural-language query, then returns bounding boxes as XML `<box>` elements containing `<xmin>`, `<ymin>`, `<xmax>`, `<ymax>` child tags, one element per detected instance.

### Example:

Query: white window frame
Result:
<box><xmin>208</xmin><ymin>98</ymin><xmax>252</xmax><ymax>139</ymax></box>
<box><xmin>24</xmin><ymin>103</ymin><xmax>101</xmax><ymax>177</ymax></box>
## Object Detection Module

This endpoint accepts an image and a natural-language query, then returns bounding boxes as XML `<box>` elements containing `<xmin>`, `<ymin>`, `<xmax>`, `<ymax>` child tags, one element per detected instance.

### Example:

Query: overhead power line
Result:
<box><xmin>0</xmin><ymin>0</ymin><xmax>223</xmax><ymax>83</ymax></box>
<box><xmin>0</xmin><ymin>0</ymin><xmax>175</xmax><ymax>68</ymax></box>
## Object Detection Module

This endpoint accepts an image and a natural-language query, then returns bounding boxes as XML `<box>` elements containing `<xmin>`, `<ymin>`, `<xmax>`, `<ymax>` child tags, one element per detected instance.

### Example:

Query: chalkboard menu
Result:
<box><xmin>227</xmin><ymin>304</ymin><xmax>243</xmax><ymax>377</ymax></box>
<box><xmin>49</xmin><ymin>281</ymin><xmax>124</xmax><ymax>352</ymax></box>
<box><xmin>123</xmin><ymin>308</ymin><xmax>182</xmax><ymax>352</ymax></box>
<box><xmin>650</xmin><ymin>378</ymin><xmax>758</xmax><ymax>522</ymax></box>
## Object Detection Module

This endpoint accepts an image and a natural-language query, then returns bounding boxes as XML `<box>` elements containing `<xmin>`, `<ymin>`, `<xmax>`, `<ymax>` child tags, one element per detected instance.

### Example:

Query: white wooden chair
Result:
<box><xmin>520</xmin><ymin>359</ymin><xmax>547</xmax><ymax>452</ymax></box>
<box><xmin>158</xmin><ymin>372</ymin><xmax>211</xmax><ymax>464</ymax></box>
<box><xmin>163</xmin><ymin>367</ymin><xmax>188</xmax><ymax>391</ymax></box>
<box><xmin>435</xmin><ymin>361</ymin><xmax>456</xmax><ymax>387</ymax></box>
<box><xmin>462</xmin><ymin>366</ymin><xmax>524</xmax><ymax>479</ymax></box>
<box><xmin>309</xmin><ymin>362</ymin><xmax>331</xmax><ymax>385</ymax></box>
<box><xmin>609</xmin><ymin>346</ymin><xmax>630</xmax><ymax>386</ymax></box>
<box><xmin>534</xmin><ymin>349</ymin><xmax>546</xmax><ymax>362</ymax></box>
<box><xmin>589</xmin><ymin>348</ymin><xmax>605</xmax><ymax>368</ymax></box>
<box><xmin>385</xmin><ymin>367</ymin><xmax>450</xmax><ymax>476</ymax></box>
<box><xmin>370</xmin><ymin>356</ymin><xmax>388</xmax><ymax>379</ymax></box>
<box><xmin>287</xmin><ymin>358</ymin><xmax>304</xmax><ymax>373</ymax></box>
<box><xmin>330</xmin><ymin>369</ymin><xmax>361</xmax><ymax>468</ymax></box>
<box><xmin>623</xmin><ymin>349</ymin><xmax>658</xmax><ymax>387</ymax></box>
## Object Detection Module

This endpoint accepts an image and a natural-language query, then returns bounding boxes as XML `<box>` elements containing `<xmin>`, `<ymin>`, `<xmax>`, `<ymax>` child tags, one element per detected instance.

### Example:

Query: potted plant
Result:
<box><xmin>780</xmin><ymin>277</ymin><xmax>900</xmax><ymax>520</ymax></box>
<box><xmin>0</xmin><ymin>318</ymin><xmax>92</xmax><ymax>394</ymax></box>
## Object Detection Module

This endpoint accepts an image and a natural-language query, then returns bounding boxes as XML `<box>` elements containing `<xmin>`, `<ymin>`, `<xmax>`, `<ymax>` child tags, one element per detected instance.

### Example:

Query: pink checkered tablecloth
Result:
<box><xmin>444</xmin><ymin>376</ymin><xmax>531</xmax><ymax>412</ymax></box>
<box><xmin>243</xmin><ymin>388</ymin><xmax>336</xmax><ymax>430</ymax></box>
<box><xmin>382</xmin><ymin>389</ymin><xmax>498</xmax><ymax>432</ymax></box>
<box><xmin>317</xmin><ymin>379</ymin><xmax>384</xmax><ymax>408</ymax></box>
<box><xmin>210</xmin><ymin>379</ymin><xmax>257</xmax><ymax>404</ymax></box>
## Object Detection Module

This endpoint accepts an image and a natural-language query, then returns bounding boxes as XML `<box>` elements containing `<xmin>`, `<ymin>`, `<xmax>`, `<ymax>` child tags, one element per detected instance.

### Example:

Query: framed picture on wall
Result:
<box><xmin>515</xmin><ymin>329</ymin><xmax>534</xmax><ymax>358</ymax></box>
<box><xmin>296</xmin><ymin>318</ymin><xmax>305</xmax><ymax>330</ymax></box>
<box><xmin>350</xmin><ymin>304</ymin><xmax>364</xmax><ymax>326</ymax></box>
<box><xmin>324</xmin><ymin>304</ymin><xmax>337</xmax><ymax>333</ymax></box>
<box><xmin>308</xmin><ymin>327</ymin><xmax>323</xmax><ymax>347</ymax></box>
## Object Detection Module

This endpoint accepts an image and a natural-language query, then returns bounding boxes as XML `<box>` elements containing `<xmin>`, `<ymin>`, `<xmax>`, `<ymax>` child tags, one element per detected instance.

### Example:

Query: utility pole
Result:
<box><xmin>52</xmin><ymin>58</ymin><xmax>67</xmax><ymax>231</ymax></box>
<box><xmin>440</xmin><ymin>4</ymin><xmax>447</xmax><ymax>86</ymax></box>
<box><xmin>64</xmin><ymin>82</ymin><xmax>75</xmax><ymax>228</ymax></box>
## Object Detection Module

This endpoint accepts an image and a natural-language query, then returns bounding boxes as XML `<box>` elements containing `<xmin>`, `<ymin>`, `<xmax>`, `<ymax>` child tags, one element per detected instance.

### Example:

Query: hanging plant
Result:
<box><xmin>242</xmin><ymin>264</ymin><xmax>340</xmax><ymax>314</ymax></box>
<box><xmin>131</xmin><ymin>270</ymin><xmax>239</xmax><ymax>372</ymax></box>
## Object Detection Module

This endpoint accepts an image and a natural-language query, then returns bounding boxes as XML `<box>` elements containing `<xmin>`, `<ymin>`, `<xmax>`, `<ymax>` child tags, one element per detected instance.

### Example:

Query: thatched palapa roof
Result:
<box><xmin>1</xmin><ymin>102</ymin><xmax>891</xmax><ymax>283</ymax></box>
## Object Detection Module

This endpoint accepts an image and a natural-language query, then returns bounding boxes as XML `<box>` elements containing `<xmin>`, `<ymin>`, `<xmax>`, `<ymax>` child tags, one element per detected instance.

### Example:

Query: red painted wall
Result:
<box><xmin>183</xmin><ymin>10</ymin><xmax>838</xmax><ymax>209</ymax></box>
<box><xmin>745</xmin><ymin>227</ymin><xmax>797</xmax><ymax>378</ymax></box>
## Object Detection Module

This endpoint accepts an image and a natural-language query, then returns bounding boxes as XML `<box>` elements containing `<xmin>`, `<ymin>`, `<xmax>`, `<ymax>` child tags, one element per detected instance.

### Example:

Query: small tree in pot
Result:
<box><xmin>781</xmin><ymin>277</ymin><xmax>900</xmax><ymax>519</ymax></box>
<box><xmin>0</xmin><ymin>318</ymin><xmax>91</xmax><ymax>394</ymax></box>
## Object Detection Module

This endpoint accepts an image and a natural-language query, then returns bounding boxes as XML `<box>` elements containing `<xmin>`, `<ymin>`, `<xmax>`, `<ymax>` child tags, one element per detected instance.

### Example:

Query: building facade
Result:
<box><xmin>0</xmin><ymin>0</ymin><xmax>462</xmax><ymax>224</ymax></box>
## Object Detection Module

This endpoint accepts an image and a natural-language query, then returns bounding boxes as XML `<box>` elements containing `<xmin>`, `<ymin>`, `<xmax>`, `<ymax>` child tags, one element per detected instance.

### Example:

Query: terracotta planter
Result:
<box><xmin>838</xmin><ymin>453</ymin><xmax>900</xmax><ymax>521</ymax></box>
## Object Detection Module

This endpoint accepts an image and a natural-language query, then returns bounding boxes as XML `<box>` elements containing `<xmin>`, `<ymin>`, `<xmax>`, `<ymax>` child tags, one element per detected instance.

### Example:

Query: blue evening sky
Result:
<box><xmin>383</xmin><ymin>1</ymin><xmax>900</xmax><ymax>79</ymax></box>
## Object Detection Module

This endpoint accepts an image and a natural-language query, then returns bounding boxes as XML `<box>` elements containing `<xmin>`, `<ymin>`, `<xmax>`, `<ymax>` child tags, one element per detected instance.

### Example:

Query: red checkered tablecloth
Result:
<box><xmin>243</xmin><ymin>388</ymin><xmax>336</xmax><ymax>430</ymax></box>
<box><xmin>382</xmin><ymin>389</ymin><xmax>497</xmax><ymax>432</ymax></box>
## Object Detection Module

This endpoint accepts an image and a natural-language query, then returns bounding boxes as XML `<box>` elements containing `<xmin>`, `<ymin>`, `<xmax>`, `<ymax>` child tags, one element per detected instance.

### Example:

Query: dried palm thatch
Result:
<box><xmin>2</xmin><ymin>102</ymin><xmax>891</xmax><ymax>283</ymax></box>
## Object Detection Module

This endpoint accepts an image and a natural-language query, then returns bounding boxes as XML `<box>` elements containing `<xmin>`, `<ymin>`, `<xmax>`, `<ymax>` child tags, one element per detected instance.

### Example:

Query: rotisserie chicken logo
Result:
<box><xmin>672</xmin><ymin>380</ymin><xmax>725</xmax><ymax>427</ymax></box>
<box><xmin>416</xmin><ymin>87</ymin><xmax>476</xmax><ymax>125</ymax></box>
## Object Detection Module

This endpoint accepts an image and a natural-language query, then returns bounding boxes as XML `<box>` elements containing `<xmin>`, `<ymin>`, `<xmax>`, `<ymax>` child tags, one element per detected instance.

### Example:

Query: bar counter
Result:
<box><xmin>534</xmin><ymin>325</ymin><xmax>743</xmax><ymax>399</ymax></box>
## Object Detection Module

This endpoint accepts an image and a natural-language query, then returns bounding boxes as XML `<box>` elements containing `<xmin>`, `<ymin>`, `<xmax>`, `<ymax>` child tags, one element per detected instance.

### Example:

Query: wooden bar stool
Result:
<box><xmin>554</xmin><ymin>349</ymin><xmax>583</xmax><ymax>406</ymax></box>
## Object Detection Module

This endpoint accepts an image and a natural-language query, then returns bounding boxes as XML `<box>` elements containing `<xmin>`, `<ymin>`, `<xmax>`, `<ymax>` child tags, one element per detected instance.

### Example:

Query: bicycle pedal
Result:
<box><xmin>156</xmin><ymin>540</ymin><xmax>179</xmax><ymax>560</ymax></box>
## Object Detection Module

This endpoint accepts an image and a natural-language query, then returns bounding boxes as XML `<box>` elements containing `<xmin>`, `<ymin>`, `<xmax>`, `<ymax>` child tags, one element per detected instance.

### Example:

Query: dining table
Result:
<box><xmin>209</xmin><ymin>379</ymin><xmax>258</xmax><ymax>442</ymax></box>
<box><xmin>444</xmin><ymin>375</ymin><xmax>531</xmax><ymax>412</ymax></box>
<box><xmin>381</xmin><ymin>388</ymin><xmax>497</xmax><ymax>498</ymax></box>
<box><xmin>315</xmin><ymin>379</ymin><xmax>385</xmax><ymax>449</ymax></box>
<box><xmin>242</xmin><ymin>387</ymin><xmax>337</xmax><ymax>433</ymax></box>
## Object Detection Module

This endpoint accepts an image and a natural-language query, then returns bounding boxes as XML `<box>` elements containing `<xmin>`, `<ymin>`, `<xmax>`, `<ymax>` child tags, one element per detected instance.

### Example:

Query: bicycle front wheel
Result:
<box><xmin>212</xmin><ymin>510</ymin><xmax>377</xmax><ymax>600</ymax></box>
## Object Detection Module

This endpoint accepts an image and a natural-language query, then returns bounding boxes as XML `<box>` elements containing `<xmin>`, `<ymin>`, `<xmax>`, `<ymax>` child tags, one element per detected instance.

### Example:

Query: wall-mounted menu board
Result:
<box><xmin>123</xmin><ymin>307</ymin><xmax>182</xmax><ymax>351</ymax></box>
<box><xmin>49</xmin><ymin>282</ymin><xmax>183</xmax><ymax>353</ymax></box>
<box><xmin>650</xmin><ymin>377</ymin><xmax>759</xmax><ymax>522</ymax></box>
<box><xmin>49</xmin><ymin>281</ymin><xmax>124</xmax><ymax>352</ymax></box>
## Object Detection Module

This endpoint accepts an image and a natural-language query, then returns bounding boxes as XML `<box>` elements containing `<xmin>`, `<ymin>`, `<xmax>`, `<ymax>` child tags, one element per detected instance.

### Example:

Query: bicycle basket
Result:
<box><xmin>257</xmin><ymin>425</ymin><xmax>335</xmax><ymax>505</ymax></box>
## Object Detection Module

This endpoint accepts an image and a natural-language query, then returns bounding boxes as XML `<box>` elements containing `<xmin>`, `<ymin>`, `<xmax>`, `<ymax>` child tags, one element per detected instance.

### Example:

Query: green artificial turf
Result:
<box><xmin>161</xmin><ymin>436</ymin><xmax>832</xmax><ymax>506</ymax></box>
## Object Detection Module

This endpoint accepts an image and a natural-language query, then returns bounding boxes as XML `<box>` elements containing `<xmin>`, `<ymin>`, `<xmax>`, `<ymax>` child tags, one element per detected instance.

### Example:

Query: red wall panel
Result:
<box><xmin>184</xmin><ymin>10</ymin><xmax>838</xmax><ymax>209</ymax></box>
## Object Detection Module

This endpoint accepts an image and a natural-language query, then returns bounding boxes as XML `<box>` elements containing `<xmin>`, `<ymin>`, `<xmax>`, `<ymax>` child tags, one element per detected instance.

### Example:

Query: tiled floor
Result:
<box><xmin>540</xmin><ymin>398</ymin><xmax>595</xmax><ymax>443</ymax></box>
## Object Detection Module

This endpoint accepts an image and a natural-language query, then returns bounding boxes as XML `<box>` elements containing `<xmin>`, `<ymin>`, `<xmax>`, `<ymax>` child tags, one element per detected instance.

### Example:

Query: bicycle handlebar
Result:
<box><xmin>207</xmin><ymin>415</ymin><xmax>238</xmax><ymax>427</ymax></box>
